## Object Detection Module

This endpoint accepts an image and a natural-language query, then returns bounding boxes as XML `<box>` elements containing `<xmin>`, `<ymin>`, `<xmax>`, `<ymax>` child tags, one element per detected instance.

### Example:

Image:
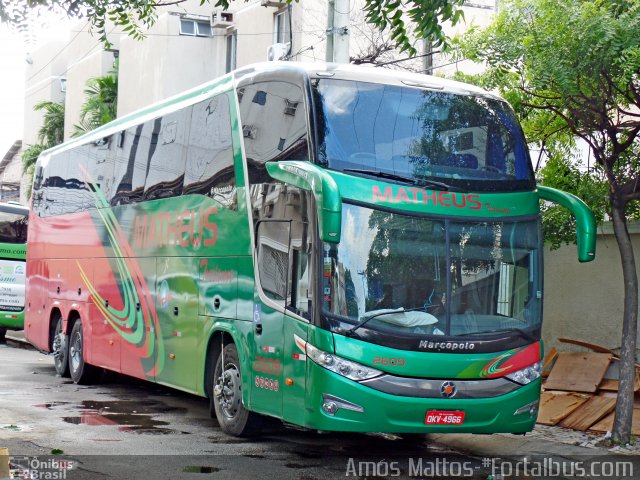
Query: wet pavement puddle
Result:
<box><xmin>50</xmin><ymin>399</ymin><xmax>189</xmax><ymax>435</ymax></box>
<box><xmin>183</xmin><ymin>466</ymin><xmax>220</xmax><ymax>474</ymax></box>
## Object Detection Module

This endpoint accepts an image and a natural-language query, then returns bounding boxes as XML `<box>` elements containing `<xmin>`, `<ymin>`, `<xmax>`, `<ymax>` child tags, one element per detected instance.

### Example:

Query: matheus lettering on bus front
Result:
<box><xmin>25</xmin><ymin>62</ymin><xmax>595</xmax><ymax>436</ymax></box>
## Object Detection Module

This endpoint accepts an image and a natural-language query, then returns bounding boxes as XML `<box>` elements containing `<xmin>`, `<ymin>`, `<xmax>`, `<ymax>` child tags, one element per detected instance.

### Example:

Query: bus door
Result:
<box><xmin>250</xmin><ymin>220</ymin><xmax>290</xmax><ymax>417</ymax></box>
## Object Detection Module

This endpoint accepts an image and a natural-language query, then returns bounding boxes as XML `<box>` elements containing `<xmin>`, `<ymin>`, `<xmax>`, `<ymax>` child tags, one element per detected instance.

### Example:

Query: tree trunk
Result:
<box><xmin>611</xmin><ymin>198</ymin><xmax>639</xmax><ymax>444</ymax></box>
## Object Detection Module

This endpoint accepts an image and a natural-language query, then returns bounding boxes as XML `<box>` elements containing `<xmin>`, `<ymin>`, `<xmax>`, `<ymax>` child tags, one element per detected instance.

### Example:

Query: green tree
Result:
<box><xmin>21</xmin><ymin>100</ymin><xmax>65</xmax><ymax>198</ymax></box>
<box><xmin>456</xmin><ymin>0</ymin><xmax>640</xmax><ymax>443</ymax></box>
<box><xmin>72</xmin><ymin>64</ymin><xmax>118</xmax><ymax>136</ymax></box>
<box><xmin>0</xmin><ymin>0</ymin><xmax>465</xmax><ymax>54</ymax></box>
<box><xmin>33</xmin><ymin>100</ymin><xmax>65</xmax><ymax>148</ymax></box>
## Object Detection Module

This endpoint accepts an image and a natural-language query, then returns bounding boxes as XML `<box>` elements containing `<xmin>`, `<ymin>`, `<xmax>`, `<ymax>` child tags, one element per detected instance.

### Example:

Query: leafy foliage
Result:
<box><xmin>72</xmin><ymin>62</ymin><xmax>118</xmax><ymax>136</ymax></box>
<box><xmin>20</xmin><ymin>100</ymin><xmax>65</xmax><ymax>198</ymax></box>
<box><xmin>33</xmin><ymin>100</ymin><xmax>65</xmax><ymax>148</ymax></box>
<box><xmin>537</xmin><ymin>154</ymin><xmax>608</xmax><ymax>250</ymax></box>
<box><xmin>455</xmin><ymin>0</ymin><xmax>640</xmax><ymax>443</ymax></box>
<box><xmin>0</xmin><ymin>0</ymin><xmax>466</xmax><ymax>55</ymax></box>
<box><xmin>0</xmin><ymin>0</ymin><xmax>159</xmax><ymax>47</ymax></box>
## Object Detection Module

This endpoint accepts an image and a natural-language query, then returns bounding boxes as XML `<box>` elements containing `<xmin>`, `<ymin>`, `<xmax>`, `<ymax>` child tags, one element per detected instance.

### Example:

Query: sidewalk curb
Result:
<box><xmin>428</xmin><ymin>432</ymin><xmax>616</xmax><ymax>460</ymax></box>
<box><xmin>4</xmin><ymin>331</ymin><xmax>33</xmax><ymax>350</ymax></box>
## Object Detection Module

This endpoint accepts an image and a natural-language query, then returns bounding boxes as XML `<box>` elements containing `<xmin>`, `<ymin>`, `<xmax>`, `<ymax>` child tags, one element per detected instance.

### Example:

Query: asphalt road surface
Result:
<box><xmin>0</xmin><ymin>341</ymin><xmax>487</xmax><ymax>480</ymax></box>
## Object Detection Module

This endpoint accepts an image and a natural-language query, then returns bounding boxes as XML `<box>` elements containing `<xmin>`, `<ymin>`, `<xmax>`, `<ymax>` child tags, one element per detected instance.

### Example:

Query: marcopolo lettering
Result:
<box><xmin>372</xmin><ymin>185</ymin><xmax>482</xmax><ymax>210</ymax></box>
<box><xmin>419</xmin><ymin>340</ymin><xmax>476</xmax><ymax>351</ymax></box>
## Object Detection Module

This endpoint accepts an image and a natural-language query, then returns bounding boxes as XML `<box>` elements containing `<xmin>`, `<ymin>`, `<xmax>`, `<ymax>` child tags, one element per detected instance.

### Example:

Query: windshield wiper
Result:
<box><xmin>342</xmin><ymin>168</ymin><xmax>450</xmax><ymax>191</ymax></box>
<box><xmin>344</xmin><ymin>307</ymin><xmax>426</xmax><ymax>337</ymax></box>
<box><xmin>462</xmin><ymin>327</ymin><xmax>538</xmax><ymax>343</ymax></box>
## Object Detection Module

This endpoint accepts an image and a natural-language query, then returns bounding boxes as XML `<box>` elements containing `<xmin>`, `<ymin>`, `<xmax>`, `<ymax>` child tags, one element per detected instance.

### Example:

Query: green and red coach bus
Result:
<box><xmin>25</xmin><ymin>62</ymin><xmax>595</xmax><ymax>436</ymax></box>
<box><xmin>0</xmin><ymin>202</ymin><xmax>28</xmax><ymax>342</ymax></box>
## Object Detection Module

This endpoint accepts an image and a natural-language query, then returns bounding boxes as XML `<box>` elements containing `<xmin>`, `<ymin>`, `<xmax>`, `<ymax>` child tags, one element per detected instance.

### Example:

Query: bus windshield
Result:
<box><xmin>322</xmin><ymin>204</ymin><xmax>542</xmax><ymax>339</ymax></box>
<box><xmin>0</xmin><ymin>210</ymin><xmax>28</xmax><ymax>244</ymax></box>
<box><xmin>312</xmin><ymin>79</ymin><xmax>535</xmax><ymax>192</ymax></box>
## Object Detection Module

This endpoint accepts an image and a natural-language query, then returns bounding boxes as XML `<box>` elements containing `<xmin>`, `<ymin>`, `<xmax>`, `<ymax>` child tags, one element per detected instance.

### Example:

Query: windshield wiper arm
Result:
<box><xmin>463</xmin><ymin>327</ymin><xmax>538</xmax><ymax>343</ymax></box>
<box><xmin>344</xmin><ymin>307</ymin><xmax>426</xmax><ymax>337</ymax></box>
<box><xmin>342</xmin><ymin>168</ymin><xmax>450</xmax><ymax>191</ymax></box>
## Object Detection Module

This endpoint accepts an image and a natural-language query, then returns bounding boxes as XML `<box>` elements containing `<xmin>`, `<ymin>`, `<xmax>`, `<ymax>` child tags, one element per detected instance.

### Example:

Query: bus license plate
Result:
<box><xmin>424</xmin><ymin>410</ymin><xmax>465</xmax><ymax>425</ymax></box>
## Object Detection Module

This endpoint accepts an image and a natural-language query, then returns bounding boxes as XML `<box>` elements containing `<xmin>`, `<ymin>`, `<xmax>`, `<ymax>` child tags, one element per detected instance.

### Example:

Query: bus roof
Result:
<box><xmin>234</xmin><ymin>61</ymin><xmax>497</xmax><ymax>99</ymax></box>
<box><xmin>36</xmin><ymin>62</ymin><xmax>501</xmax><ymax>160</ymax></box>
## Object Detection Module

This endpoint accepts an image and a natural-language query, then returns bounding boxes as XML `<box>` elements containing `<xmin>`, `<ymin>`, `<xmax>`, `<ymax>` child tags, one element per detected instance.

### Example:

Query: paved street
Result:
<box><xmin>0</xmin><ymin>342</ymin><xmax>487</xmax><ymax>480</ymax></box>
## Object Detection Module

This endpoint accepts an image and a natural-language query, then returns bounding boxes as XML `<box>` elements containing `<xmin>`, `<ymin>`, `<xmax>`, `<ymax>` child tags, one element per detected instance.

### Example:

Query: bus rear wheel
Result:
<box><xmin>212</xmin><ymin>344</ymin><xmax>262</xmax><ymax>437</ymax></box>
<box><xmin>68</xmin><ymin>320</ymin><xmax>101</xmax><ymax>385</ymax></box>
<box><xmin>52</xmin><ymin>317</ymin><xmax>70</xmax><ymax>377</ymax></box>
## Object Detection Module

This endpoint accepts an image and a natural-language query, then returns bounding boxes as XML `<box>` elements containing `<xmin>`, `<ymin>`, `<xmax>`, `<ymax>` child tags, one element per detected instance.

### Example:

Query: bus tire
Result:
<box><xmin>52</xmin><ymin>317</ymin><xmax>70</xmax><ymax>377</ymax></box>
<box><xmin>212</xmin><ymin>343</ymin><xmax>262</xmax><ymax>437</ymax></box>
<box><xmin>68</xmin><ymin>320</ymin><xmax>101</xmax><ymax>385</ymax></box>
<box><xmin>0</xmin><ymin>327</ymin><xmax>6</xmax><ymax>343</ymax></box>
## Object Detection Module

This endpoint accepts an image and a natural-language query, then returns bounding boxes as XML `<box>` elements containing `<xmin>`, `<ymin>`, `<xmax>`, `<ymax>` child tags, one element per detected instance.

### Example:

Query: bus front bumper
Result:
<box><xmin>0</xmin><ymin>311</ymin><xmax>24</xmax><ymax>330</ymax></box>
<box><xmin>303</xmin><ymin>362</ymin><xmax>540</xmax><ymax>434</ymax></box>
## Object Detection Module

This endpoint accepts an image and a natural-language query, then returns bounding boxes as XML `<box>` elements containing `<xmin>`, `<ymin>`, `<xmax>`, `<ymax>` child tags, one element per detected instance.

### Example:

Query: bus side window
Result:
<box><xmin>290</xmin><ymin>249</ymin><xmax>311</xmax><ymax>319</ymax></box>
<box><xmin>143</xmin><ymin>109</ymin><xmax>189</xmax><ymax>201</ymax></box>
<box><xmin>286</xmin><ymin>189</ymin><xmax>314</xmax><ymax>319</ymax></box>
<box><xmin>183</xmin><ymin>94</ymin><xmax>237</xmax><ymax>209</ymax></box>
<box><xmin>107</xmin><ymin>124</ymin><xmax>148</xmax><ymax>205</ymax></box>
<box><xmin>250</xmin><ymin>182</ymin><xmax>315</xmax><ymax>318</ymax></box>
<box><xmin>68</xmin><ymin>140</ymin><xmax>109</xmax><ymax>212</ymax></box>
<box><xmin>237</xmin><ymin>81</ymin><xmax>309</xmax><ymax>184</ymax></box>
<box><xmin>255</xmin><ymin>218</ymin><xmax>291</xmax><ymax>304</ymax></box>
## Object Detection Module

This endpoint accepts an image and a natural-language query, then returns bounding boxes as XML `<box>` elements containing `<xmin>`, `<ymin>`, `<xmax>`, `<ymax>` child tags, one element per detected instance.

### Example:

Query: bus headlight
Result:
<box><xmin>505</xmin><ymin>361</ymin><xmax>542</xmax><ymax>385</ymax></box>
<box><xmin>306</xmin><ymin>343</ymin><xmax>382</xmax><ymax>381</ymax></box>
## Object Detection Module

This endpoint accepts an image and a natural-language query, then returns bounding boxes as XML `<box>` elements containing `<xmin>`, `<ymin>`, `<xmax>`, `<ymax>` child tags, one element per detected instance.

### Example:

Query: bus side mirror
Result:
<box><xmin>538</xmin><ymin>186</ymin><xmax>597</xmax><ymax>262</ymax></box>
<box><xmin>265</xmin><ymin>161</ymin><xmax>342</xmax><ymax>243</ymax></box>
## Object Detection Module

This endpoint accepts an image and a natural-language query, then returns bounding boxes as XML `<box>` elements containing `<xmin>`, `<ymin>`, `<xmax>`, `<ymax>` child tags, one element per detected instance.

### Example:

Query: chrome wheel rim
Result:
<box><xmin>52</xmin><ymin>330</ymin><xmax>65</xmax><ymax>365</ymax></box>
<box><xmin>69</xmin><ymin>331</ymin><xmax>82</xmax><ymax>372</ymax></box>
<box><xmin>215</xmin><ymin>364</ymin><xmax>241</xmax><ymax>419</ymax></box>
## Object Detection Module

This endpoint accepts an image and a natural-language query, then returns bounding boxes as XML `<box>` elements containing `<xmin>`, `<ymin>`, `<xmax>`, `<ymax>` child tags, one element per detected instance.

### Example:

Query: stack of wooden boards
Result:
<box><xmin>537</xmin><ymin>338</ymin><xmax>640</xmax><ymax>434</ymax></box>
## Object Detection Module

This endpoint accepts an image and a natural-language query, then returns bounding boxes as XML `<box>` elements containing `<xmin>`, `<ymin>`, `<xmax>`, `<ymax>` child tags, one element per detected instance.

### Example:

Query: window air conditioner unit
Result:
<box><xmin>260</xmin><ymin>0</ymin><xmax>286</xmax><ymax>7</ymax></box>
<box><xmin>267</xmin><ymin>42</ymin><xmax>290</xmax><ymax>61</ymax></box>
<box><xmin>211</xmin><ymin>11</ymin><xmax>234</xmax><ymax>28</ymax></box>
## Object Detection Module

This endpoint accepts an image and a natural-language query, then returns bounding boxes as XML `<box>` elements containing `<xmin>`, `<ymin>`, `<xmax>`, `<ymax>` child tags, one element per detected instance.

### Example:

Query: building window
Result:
<box><xmin>180</xmin><ymin>18</ymin><xmax>212</xmax><ymax>37</ymax></box>
<box><xmin>226</xmin><ymin>31</ymin><xmax>237</xmax><ymax>73</ymax></box>
<box><xmin>274</xmin><ymin>9</ymin><xmax>290</xmax><ymax>44</ymax></box>
<box><xmin>284</xmin><ymin>99</ymin><xmax>298</xmax><ymax>116</ymax></box>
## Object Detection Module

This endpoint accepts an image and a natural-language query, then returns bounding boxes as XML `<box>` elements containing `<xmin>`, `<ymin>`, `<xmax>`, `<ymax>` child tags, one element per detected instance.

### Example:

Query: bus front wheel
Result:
<box><xmin>68</xmin><ymin>320</ymin><xmax>101</xmax><ymax>385</ymax></box>
<box><xmin>212</xmin><ymin>344</ymin><xmax>262</xmax><ymax>437</ymax></box>
<box><xmin>52</xmin><ymin>317</ymin><xmax>70</xmax><ymax>377</ymax></box>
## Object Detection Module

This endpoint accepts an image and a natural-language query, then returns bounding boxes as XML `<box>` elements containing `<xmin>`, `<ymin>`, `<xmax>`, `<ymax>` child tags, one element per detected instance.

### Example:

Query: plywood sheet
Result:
<box><xmin>542</xmin><ymin>347</ymin><xmax>558</xmax><ymax>378</ymax></box>
<box><xmin>599</xmin><ymin>379</ymin><xmax>640</xmax><ymax>392</ymax></box>
<box><xmin>537</xmin><ymin>391</ymin><xmax>590</xmax><ymax>425</ymax></box>
<box><xmin>558</xmin><ymin>338</ymin><xmax>616</xmax><ymax>355</ymax></box>
<box><xmin>559</xmin><ymin>396</ymin><xmax>616</xmax><ymax>431</ymax></box>
<box><xmin>0</xmin><ymin>448</ymin><xmax>9</xmax><ymax>479</ymax></box>
<box><xmin>590</xmin><ymin>408</ymin><xmax>640</xmax><ymax>435</ymax></box>
<box><xmin>558</xmin><ymin>338</ymin><xmax>640</xmax><ymax>368</ymax></box>
<box><xmin>544</xmin><ymin>352</ymin><xmax>612</xmax><ymax>393</ymax></box>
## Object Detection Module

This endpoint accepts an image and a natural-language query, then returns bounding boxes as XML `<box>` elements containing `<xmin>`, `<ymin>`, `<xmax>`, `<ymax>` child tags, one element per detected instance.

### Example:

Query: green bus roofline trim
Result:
<box><xmin>538</xmin><ymin>185</ymin><xmax>596</xmax><ymax>262</ymax></box>
<box><xmin>266</xmin><ymin>161</ymin><xmax>342</xmax><ymax>243</ymax></box>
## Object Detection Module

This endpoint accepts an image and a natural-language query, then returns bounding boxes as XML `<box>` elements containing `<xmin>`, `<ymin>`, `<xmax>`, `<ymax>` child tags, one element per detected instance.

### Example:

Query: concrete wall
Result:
<box><xmin>117</xmin><ymin>7</ymin><xmax>226</xmax><ymax>117</ymax></box>
<box><xmin>542</xmin><ymin>222</ymin><xmax>640</xmax><ymax>355</ymax></box>
<box><xmin>23</xmin><ymin>39</ymin><xmax>68</xmax><ymax>146</ymax></box>
<box><xmin>235</xmin><ymin>2</ymin><xmax>276</xmax><ymax>66</ymax></box>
